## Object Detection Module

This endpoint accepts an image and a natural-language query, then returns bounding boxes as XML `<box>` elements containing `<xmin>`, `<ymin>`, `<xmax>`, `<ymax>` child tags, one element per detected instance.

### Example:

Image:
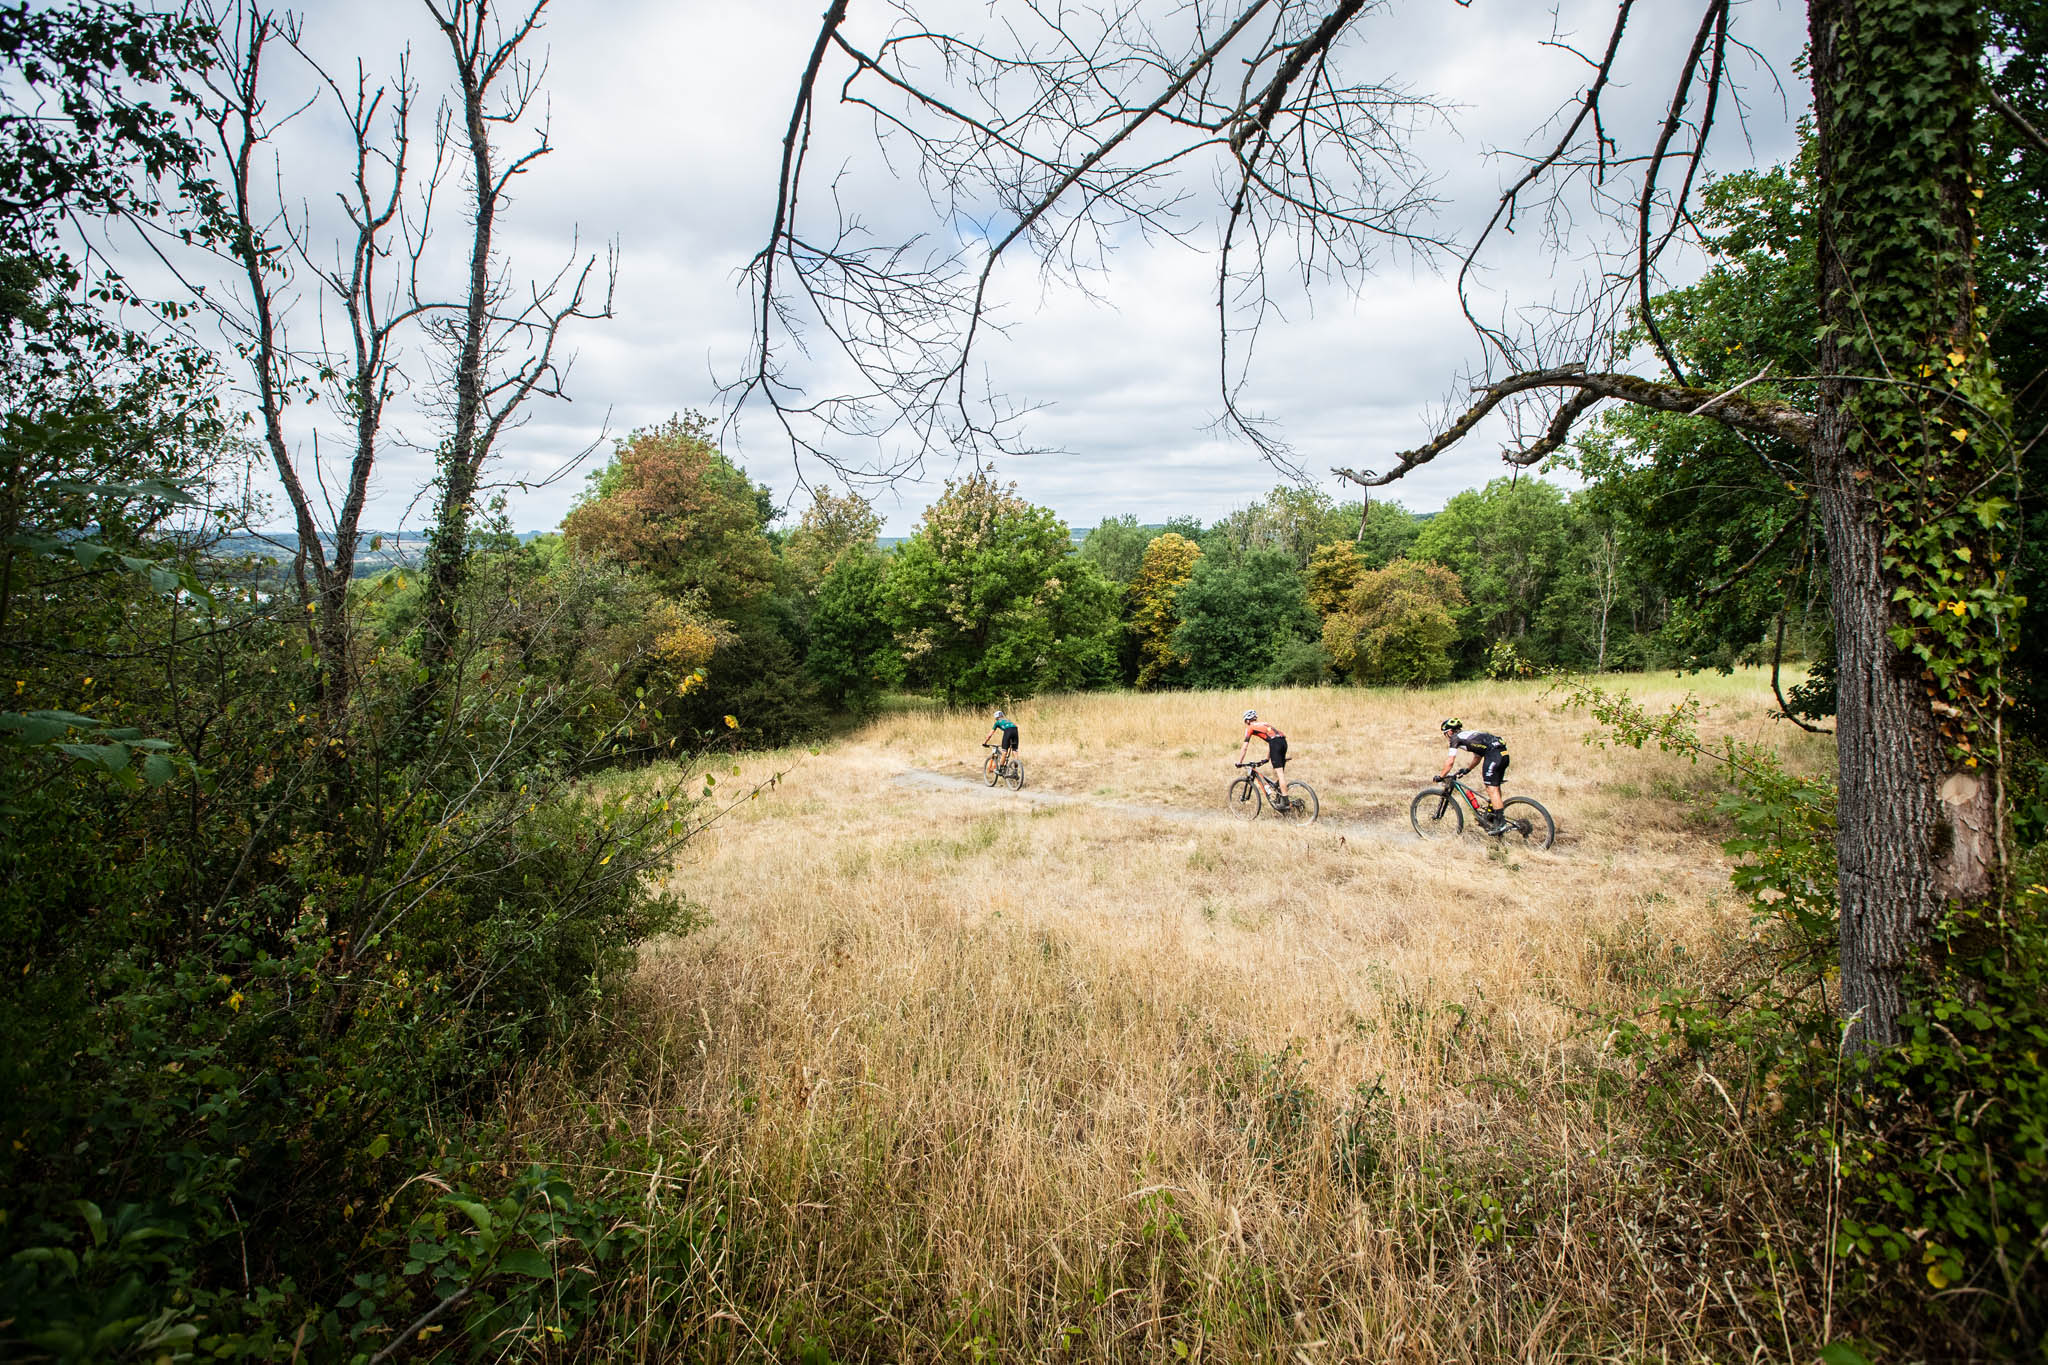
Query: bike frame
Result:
<box><xmin>1243</xmin><ymin>760</ymin><xmax>1286</xmax><ymax>801</ymax></box>
<box><xmin>1436</xmin><ymin>771</ymin><xmax>1488</xmax><ymax>819</ymax></box>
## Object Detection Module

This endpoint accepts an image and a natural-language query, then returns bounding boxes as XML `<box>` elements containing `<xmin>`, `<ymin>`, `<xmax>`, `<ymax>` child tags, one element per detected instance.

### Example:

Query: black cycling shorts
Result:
<box><xmin>1479</xmin><ymin>746</ymin><xmax>1509</xmax><ymax>786</ymax></box>
<box><xmin>1000</xmin><ymin>729</ymin><xmax>1019</xmax><ymax>751</ymax></box>
<box><xmin>1267</xmin><ymin>735</ymin><xmax>1288</xmax><ymax>769</ymax></box>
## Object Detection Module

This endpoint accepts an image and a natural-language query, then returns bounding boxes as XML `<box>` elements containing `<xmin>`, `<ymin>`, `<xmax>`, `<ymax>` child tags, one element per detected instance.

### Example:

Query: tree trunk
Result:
<box><xmin>1808</xmin><ymin>0</ymin><xmax>2009</xmax><ymax>1046</ymax></box>
<box><xmin>418</xmin><ymin>14</ymin><xmax>499</xmax><ymax>676</ymax></box>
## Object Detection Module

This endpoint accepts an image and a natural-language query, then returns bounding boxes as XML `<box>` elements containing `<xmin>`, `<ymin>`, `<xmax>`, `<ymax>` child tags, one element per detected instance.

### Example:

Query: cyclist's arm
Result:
<box><xmin>1237</xmin><ymin>735</ymin><xmax>1251</xmax><ymax>764</ymax></box>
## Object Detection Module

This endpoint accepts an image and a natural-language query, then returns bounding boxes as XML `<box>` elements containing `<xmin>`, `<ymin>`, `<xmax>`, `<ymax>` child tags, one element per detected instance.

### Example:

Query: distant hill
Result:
<box><xmin>213</xmin><ymin>531</ymin><xmax>547</xmax><ymax>578</ymax></box>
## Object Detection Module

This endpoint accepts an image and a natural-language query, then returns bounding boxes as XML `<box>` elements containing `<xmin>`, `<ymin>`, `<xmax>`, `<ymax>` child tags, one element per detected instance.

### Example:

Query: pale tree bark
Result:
<box><xmin>182</xmin><ymin>5</ymin><xmax>431</xmax><ymax>728</ymax></box>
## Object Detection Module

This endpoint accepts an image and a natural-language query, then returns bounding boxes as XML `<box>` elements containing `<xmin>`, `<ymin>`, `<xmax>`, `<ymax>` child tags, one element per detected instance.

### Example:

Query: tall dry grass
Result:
<box><xmin>530</xmin><ymin>673</ymin><xmax>1839</xmax><ymax>1361</ymax></box>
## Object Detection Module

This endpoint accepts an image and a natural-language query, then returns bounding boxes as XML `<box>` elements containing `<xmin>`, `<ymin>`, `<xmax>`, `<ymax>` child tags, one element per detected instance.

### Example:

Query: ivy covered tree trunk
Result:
<box><xmin>1809</xmin><ymin>0</ymin><xmax>2018</xmax><ymax>1045</ymax></box>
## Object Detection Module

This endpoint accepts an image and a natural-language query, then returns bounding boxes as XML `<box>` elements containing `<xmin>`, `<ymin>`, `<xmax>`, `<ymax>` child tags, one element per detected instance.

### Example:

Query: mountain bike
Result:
<box><xmin>982</xmin><ymin>742</ymin><xmax>1024</xmax><ymax>790</ymax></box>
<box><xmin>1227</xmin><ymin>759</ymin><xmax>1318</xmax><ymax>823</ymax></box>
<box><xmin>1409</xmin><ymin>769</ymin><xmax>1554</xmax><ymax>848</ymax></box>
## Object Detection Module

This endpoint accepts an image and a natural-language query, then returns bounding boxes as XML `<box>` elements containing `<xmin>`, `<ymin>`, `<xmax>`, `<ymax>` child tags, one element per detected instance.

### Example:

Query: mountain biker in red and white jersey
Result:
<box><xmin>1237</xmin><ymin>710</ymin><xmax>1291</xmax><ymax>804</ymax></box>
<box><xmin>1436</xmin><ymin>718</ymin><xmax>1510</xmax><ymax>828</ymax></box>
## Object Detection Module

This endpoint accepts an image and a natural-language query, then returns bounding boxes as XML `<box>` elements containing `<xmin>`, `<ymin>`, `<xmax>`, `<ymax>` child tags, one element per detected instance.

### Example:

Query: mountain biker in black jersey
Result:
<box><xmin>1437</xmin><ymin>718</ymin><xmax>1510</xmax><ymax>829</ymax></box>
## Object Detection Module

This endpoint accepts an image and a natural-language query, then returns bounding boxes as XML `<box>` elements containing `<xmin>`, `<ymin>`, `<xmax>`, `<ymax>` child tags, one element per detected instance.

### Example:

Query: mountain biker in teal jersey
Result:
<box><xmin>1437</xmin><ymin>718</ymin><xmax>1510</xmax><ymax>828</ymax></box>
<box><xmin>984</xmin><ymin>709</ymin><xmax>1019</xmax><ymax>761</ymax></box>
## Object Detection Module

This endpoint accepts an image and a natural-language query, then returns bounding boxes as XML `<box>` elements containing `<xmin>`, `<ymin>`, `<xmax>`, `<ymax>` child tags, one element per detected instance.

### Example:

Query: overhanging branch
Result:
<box><xmin>1333</xmin><ymin>363</ymin><xmax>1812</xmax><ymax>489</ymax></box>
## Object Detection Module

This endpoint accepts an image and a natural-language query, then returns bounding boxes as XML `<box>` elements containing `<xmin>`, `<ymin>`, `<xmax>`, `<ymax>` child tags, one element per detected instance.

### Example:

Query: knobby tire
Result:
<box><xmin>1273</xmin><ymin>781</ymin><xmax>1318</xmax><ymax>824</ymax></box>
<box><xmin>1498</xmin><ymin>797</ymin><xmax>1555</xmax><ymax>849</ymax></box>
<box><xmin>1227</xmin><ymin>776</ymin><xmax>1262</xmax><ymax>820</ymax></box>
<box><xmin>1410</xmin><ymin>787</ymin><xmax>1463</xmax><ymax>840</ymax></box>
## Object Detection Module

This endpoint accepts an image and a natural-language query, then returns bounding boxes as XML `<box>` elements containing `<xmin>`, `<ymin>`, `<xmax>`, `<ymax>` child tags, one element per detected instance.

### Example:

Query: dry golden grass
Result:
<box><xmin>557</xmin><ymin>673</ymin><xmax>1836</xmax><ymax>1361</ymax></box>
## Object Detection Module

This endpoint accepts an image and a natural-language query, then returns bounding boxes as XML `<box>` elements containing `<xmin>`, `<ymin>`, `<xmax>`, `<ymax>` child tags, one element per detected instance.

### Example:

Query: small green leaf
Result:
<box><xmin>497</xmin><ymin>1247</ymin><xmax>553</xmax><ymax>1279</ymax></box>
<box><xmin>447</xmin><ymin>1198</ymin><xmax>492</xmax><ymax>1232</ymax></box>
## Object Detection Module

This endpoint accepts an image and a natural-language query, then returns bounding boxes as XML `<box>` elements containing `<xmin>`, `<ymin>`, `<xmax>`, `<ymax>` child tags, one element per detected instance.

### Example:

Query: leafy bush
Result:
<box><xmin>0</xmin><ymin>547</ymin><xmax>701</xmax><ymax>1354</ymax></box>
<box><xmin>1562</xmin><ymin>678</ymin><xmax>2048</xmax><ymax>1356</ymax></box>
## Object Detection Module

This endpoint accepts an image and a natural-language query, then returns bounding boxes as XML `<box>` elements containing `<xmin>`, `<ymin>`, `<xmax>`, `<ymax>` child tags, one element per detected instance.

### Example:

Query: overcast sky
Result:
<box><xmin>189</xmin><ymin>0</ymin><xmax>1812</xmax><ymax>536</ymax></box>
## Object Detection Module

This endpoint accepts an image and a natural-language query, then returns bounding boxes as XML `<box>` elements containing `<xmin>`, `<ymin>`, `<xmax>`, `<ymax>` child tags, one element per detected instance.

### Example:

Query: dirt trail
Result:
<box><xmin>891</xmin><ymin>767</ymin><xmax>1414</xmax><ymax>843</ymax></box>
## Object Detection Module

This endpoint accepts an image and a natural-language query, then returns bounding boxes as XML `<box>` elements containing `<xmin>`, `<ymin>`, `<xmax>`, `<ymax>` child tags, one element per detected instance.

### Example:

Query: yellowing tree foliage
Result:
<box><xmin>560</xmin><ymin>414</ymin><xmax>775</xmax><ymax>614</ymax></box>
<box><xmin>1126</xmin><ymin>532</ymin><xmax>1201</xmax><ymax>689</ymax></box>
<box><xmin>1305</xmin><ymin>540</ymin><xmax>1363</xmax><ymax>618</ymax></box>
<box><xmin>1322</xmin><ymin>558</ymin><xmax>1466</xmax><ymax>686</ymax></box>
<box><xmin>784</xmin><ymin>484</ymin><xmax>882</xmax><ymax>586</ymax></box>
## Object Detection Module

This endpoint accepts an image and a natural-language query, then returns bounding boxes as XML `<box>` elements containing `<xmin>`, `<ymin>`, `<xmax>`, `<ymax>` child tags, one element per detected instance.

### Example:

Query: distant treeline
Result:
<box><xmin>394</xmin><ymin>411</ymin><xmax>1825</xmax><ymax>750</ymax></box>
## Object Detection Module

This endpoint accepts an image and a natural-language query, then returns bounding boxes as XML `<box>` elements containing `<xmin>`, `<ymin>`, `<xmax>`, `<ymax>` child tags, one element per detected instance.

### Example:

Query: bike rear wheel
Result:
<box><xmin>984</xmin><ymin>752</ymin><xmax>1001</xmax><ymax>786</ymax></box>
<box><xmin>1498</xmin><ymin>797</ymin><xmax>1555</xmax><ymax>849</ymax></box>
<box><xmin>1004</xmin><ymin>758</ymin><xmax>1024</xmax><ymax>791</ymax></box>
<box><xmin>1226</xmin><ymin>775</ymin><xmax>1262</xmax><ymax>820</ymax></box>
<box><xmin>1272</xmin><ymin>781</ymin><xmax>1318</xmax><ymax>823</ymax></box>
<box><xmin>1409</xmin><ymin>787</ymin><xmax>1463</xmax><ymax>839</ymax></box>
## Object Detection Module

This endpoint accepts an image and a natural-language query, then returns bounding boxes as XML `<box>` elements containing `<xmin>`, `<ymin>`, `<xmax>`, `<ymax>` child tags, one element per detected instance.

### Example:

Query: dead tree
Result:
<box><xmin>176</xmin><ymin>4</ymin><xmax>435</xmax><ymax>725</ymax></box>
<box><xmin>415</xmin><ymin>0</ymin><xmax>614</xmax><ymax>678</ymax></box>
<box><xmin>164</xmin><ymin>1</ymin><xmax>609</xmax><ymax>715</ymax></box>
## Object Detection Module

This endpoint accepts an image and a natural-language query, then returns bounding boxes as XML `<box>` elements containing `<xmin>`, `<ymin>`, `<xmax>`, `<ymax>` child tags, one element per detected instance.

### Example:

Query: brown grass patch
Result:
<box><xmin>545</xmin><ymin>672</ymin><xmax>1835</xmax><ymax>1360</ymax></box>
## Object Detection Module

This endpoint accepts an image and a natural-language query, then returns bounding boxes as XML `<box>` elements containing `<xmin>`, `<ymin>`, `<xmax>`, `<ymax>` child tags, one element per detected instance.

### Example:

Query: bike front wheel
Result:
<box><xmin>1498</xmin><ymin>797</ymin><xmax>1555</xmax><ymax>850</ymax></box>
<box><xmin>1409</xmin><ymin>787</ymin><xmax>1463</xmax><ymax>840</ymax></box>
<box><xmin>1226</xmin><ymin>776</ymin><xmax>1262</xmax><ymax>820</ymax></box>
<box><xmin>1272</xmin><ymin>781</ymin><xmax>1318</xmax><ymax>823</ymax></box>
<box><xmin>984</xmin><ymin>752</ymin><xmax>1001</xmax><ymax>786</ymax></box>
<box><xmin>1005</xmin><ymin>759</ymin><xmax>1024</xmax><ymax>791</ymax></box>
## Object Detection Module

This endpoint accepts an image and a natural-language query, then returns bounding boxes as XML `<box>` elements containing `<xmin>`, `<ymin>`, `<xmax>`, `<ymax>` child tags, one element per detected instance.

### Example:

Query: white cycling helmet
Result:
<box><xmin>1243</xmin><ymin>709</ymin><xmax>1258</xmax><ymax>722</ymax></box>
<box><xmin>993</xmin><ymin>708</ymin><xmax>1005</xmax><ymax>720</ymax></box>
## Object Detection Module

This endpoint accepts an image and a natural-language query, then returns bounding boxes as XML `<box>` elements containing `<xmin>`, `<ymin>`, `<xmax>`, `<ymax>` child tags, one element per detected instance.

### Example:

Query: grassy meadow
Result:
<box><xmin>531</xmin><ymin>672</ymin><xmax>1838</xmax><ymax>1361</ymax></box>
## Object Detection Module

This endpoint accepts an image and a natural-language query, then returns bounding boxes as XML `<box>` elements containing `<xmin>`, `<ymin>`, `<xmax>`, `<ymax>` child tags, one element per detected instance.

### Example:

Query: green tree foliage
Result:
<box><xmin>1077</xmin><ymin>513</ymin><xmax>1154</xmax><ymax>583</ymax></box>
<box><xmin>981</xmin><ymin>556</ymin><xmax>1122</xmax><ymax>693</ymax></box>
<box><xmin>882</xmin><ymin>472</ymin><xmax>1106</xmax><ymax>703</ymax></box>
<box><xmin>1322</xmin><ymin>559</ymin><xmax>1466</xmax><ymax>686</ymax></box>
<box><xmin>562</xmin><ymin>414</ymin><xmax>777</xmax><ymax>615</ymax></box>
<box><xmin>558</xmin><ymin>416</ymin><xmax>819</xmax><ymax>744</ymax></box>
<box><xmin>1207</xmin><ymin>485</ymin><xmax>1340</xmax><ymax>567</ymax></box>
<box><xmin>1126</xmin><ymin>531</ymin><xmax>1202</xmax><ymax>689</ymax></box>
<box><xmin>1562</xmin><ymin>156</ymin><xmax>1822</xmax><ymax>684</ymax></box>
<box><xmin>1410</xmin><ymin>478</ymin><xmax>1590</xmax><ymax>671</ymax></box>
<box><xmin>806</xmin><ymin>546</ymin><xmax>894</xmax><ymax>712</ymax></box>
<box><xmin>1171</xmin><ymin>547</ymin><xmax>1318</xmax><ymax>688</ymax></box>
<box><xmin>1356</xmin><ymin>499</ymin><xmax>1424</xmax><ymax>568</ymax></box>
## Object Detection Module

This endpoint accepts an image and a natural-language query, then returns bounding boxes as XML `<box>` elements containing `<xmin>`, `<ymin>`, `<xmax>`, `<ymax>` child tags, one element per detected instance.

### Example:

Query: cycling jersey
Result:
<box><xmin>993</xmin><ymin>717</ymin><xmax>1019</xmax><ymax>749</ymax></box>
<box><xmin>1447</xmin><ymin>729</ymin><xmax>1508</xmax><ymax>787</ymax></box>
<box><xmin>1445</xmin><ymin>729</ymin><xmax>1504</xmax><ymax>757</ymax></box>
<box><xmin>1247</xmin><ymin>721</ymin><xmax>1287</xmax><ymax>768</ymax></box>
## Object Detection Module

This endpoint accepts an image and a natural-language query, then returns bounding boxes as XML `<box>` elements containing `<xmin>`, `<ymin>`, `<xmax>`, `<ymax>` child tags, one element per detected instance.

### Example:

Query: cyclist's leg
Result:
<box><xmin>1482</xmin><ymin>747</ymin><xmax>1510</xmax><ymax>814</ymax></box>
<box><xmin>1269</xmin><ymin>736</ymin><xmax>1288</xmax><ymax>798</ymax></box>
